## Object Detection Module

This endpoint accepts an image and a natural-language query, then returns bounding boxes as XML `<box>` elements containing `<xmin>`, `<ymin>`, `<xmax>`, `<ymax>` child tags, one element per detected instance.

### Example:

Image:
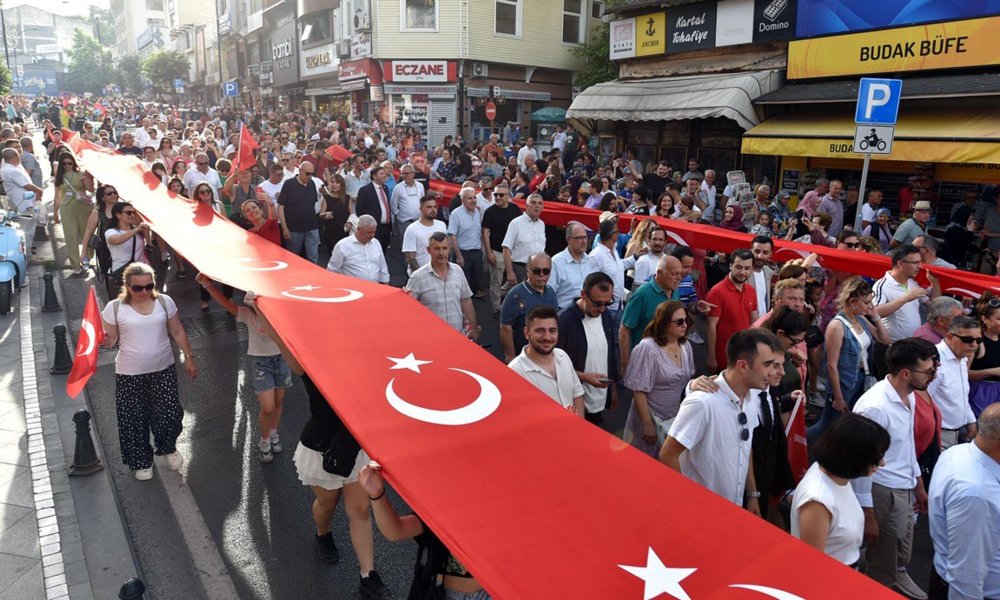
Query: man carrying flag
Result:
<box><xmin>66</xmin><ymin>287</ymin><xmax>105</xmax><ymax>399</ymax></box>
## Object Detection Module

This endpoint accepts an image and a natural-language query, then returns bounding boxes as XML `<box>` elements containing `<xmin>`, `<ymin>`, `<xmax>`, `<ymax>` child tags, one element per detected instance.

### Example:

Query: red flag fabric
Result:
<box><xmin>325</xmin><ymin>143</ymin><xmax>354</xmax><ymax>167</ymax></box>
<box><xmin>785</xmin><ymin>396</ymin><xmax>809</xmax><ymax>483</ymax></box>
<box><xmin>66</xmin><ymin>287</ymin><xmax>105</xmax><ymax>399</ymax></box>
<box><xmin>235</xmin><ymin>123</ymin><xmax>258</xmax><ymax>172</ymax></box>
<box><xmin>66</xmin><ymin>130</ymin><xmax>900</xmax><ymax>599</ymax></box>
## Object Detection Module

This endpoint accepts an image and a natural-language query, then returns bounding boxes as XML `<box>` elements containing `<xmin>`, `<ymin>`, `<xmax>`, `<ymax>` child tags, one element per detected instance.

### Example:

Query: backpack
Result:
<box><xmin>407</xmin><ymin>530</ymin><xmax>450</xmax><ymax>600</ymax></box>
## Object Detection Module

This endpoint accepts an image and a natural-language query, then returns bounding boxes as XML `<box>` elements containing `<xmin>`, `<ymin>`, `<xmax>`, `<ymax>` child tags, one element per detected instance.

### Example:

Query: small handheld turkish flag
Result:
<box><xmin>325</xmin><ymin>143</ymin><xmax>354</xmax><ymax>167</ymax></box>
<box><xmin>66</xmin><ymin>287</ymin><xmax>105</xmax><ymax>400</ymax></box>
<box><xmin>235</xmin><ymin>123</ymin><xmax>258</xmax><ymax>171</ymax></box>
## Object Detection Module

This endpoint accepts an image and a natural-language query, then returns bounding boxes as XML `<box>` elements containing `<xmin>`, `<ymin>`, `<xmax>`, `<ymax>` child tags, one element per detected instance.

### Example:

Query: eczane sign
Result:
<box><xmin>388</xmin><ymin>60</ymin><xmax>451</xmax><ymax>82</ymax></box>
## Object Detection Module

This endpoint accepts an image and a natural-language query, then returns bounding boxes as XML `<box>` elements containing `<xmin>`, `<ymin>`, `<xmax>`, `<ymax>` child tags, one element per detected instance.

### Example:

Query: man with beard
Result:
<box><xmin>631</xmin><ymin>227</ymin><xmax>668</xmax><ymax>290</ymax></box>
<box><xmin>706</xmin><ymin>249</ymin><xmax>758</xmax><ymax>372</ymax></box>
<box><xmin>508</xmin><ymin>305</ymin><xmax>585</xmax><ymax>416</ymax></box>
<box><xmin>747</xmin><ymin>236</ymin><xmax>776</xmax><ymax>318</ymax></box>
<box><xmin>402</xmin><ymin>195</ymin><xmax>447</xmax><ymax>274</ymax></box>
<box><xmin>852</xmin><ymin>338</ymin><xmax>936</xmax><ymax>600</ymax></box>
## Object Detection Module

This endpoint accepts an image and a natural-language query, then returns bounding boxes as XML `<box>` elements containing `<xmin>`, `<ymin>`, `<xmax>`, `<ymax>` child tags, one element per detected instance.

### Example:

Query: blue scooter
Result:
<box><xmin>0</xmin><ymin>209</ymin><xmax>28</xmax><ymax>315</ymax></box>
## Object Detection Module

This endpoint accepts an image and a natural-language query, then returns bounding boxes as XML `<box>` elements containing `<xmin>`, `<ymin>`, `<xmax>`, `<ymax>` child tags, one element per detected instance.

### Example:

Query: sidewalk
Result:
<box><xmin>0</xmin><ymin>161</ymin><xmax>139</xmax><ymax>599</ymax></box>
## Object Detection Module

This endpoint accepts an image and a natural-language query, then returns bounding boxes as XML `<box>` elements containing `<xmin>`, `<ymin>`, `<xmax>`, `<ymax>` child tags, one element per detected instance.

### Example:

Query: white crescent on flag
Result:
<box><xmin>385</xmin><ymin>354</ymin><xmax>502</xmax><ymax>425</ymax></box>
<box><xmin>78</xmin><ymin>321</ymin><xmax>97</xmax><ymax>357</ymax></box>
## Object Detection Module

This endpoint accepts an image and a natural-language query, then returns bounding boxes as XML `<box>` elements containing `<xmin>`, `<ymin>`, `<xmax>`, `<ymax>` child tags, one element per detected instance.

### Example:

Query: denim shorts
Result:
<box><xmin>251</xmin><ymin>354</ymin><xmax>292</xmax><ymax>394</ymax></box>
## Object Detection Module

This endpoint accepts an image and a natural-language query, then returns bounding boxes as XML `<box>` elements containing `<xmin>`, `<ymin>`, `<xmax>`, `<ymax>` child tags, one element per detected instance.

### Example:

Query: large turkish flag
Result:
<box><xmin>69</xmin><ymin>131</ymin><xmax>906</xmax><ymax>599</ymax></box>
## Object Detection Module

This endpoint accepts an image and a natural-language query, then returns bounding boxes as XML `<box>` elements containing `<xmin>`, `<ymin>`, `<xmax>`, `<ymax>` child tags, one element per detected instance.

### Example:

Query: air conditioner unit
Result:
<box><xmin>336</xmin><ymin>39</ymin><xmax>351</xmax><ymax>57</ymax></box>
<box><xmin>471</xmin><ymin>62</ymin><xmax>488</xmax><ymax>78</ymax></box>
<box><xmin>353</xmin><ymin>8</ymin><xmax>371</xmax><ymax>31</ymax></box>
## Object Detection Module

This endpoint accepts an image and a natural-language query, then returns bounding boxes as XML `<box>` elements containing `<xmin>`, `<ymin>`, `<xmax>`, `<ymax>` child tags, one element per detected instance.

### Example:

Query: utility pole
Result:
<box><xmin>0</xmin><ymin>0</ymin><xmax>10</xmax><ymax>74</ymax></box>
<box><xmin>214</xmin><ymin>0</ymin><xmax>224</xmax><ymax>104</ymax></box>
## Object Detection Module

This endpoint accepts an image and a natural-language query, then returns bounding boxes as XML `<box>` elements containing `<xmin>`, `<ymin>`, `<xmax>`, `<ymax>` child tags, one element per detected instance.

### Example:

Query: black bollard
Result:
<box><xmin>34</xmin><ymin>221</ymin><xmax>49</xmax><ymax>241</ymax></box>
<box><xmin>50</xmin><ymin>325</ymin><xmax>73</xmax><ymax>375</ymax></box>
<box><xmin>68</xmin><ymin>410</ymin><xmax>103</xmax><ymax>477</ymax></box>
<box><xmin>41</xmin><ymin>273</ymin><xmax>61</xmax><ymax>312</ymax></box>
<box><xmin>118</xmin><ymin>577</ymin><xmax>146</xmax><ymax>600</ymax></box>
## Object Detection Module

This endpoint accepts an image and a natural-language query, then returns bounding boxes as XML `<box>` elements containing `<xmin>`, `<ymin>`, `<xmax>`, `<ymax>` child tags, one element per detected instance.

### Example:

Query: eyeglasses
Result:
<box><xmin>495</xmin><ymin>192</ymin><xmax>508</xmax><ymax>197</ymax></box>
<box><xmin>586</xmin><ymin>294</ymin><xmax>615</xmax><ymax>308</ymax></box>
<box><xmin>105</xmin><ymin>190</ymin><xmax>118</xmax><ymax>196</ymax></box>
<box><xmin>122</xmin><ymin>210</ymin><xmax>136</xmax><ymax>215</ymax></box>
<box><xmin>911</xmin><ymin>368</ymin><xmax>937</xmax><ymax>377</ymax></box>
<box><xmin>130</xmin><ymin>284</ymin><xmax>155</xmax><ymax>292</ymax></box>
<box><xmin>900</xmin><ymin>259</ymin><xmax>922</xmax><ymax>266</ymax></box>
<box><xmin>953</xmin><ymin>334</ymin><xmax>983</xmax><ymax>345</ymax></box>
<box><xmin>529</xmin><ymin>267</ymin><xmax>552</xmax><ymax>276</ymax></box>
<box><xmin>738</xmin><ymin>411</ymin><xmax>749</xmax><ymax>441</ymax></box>
<box><xmin>671</xmin><ymin>318</ymin><xmax>689</xmax><ymax>327</ymax></box>
<box><xmin>843</xmin><ymin>242</ymin><xmax>861</xmax><ymax>249</ymax></box>
<box><xmin>786</xmin><ymin>333</ymin><xmax>807</xmax><ymax>345</ymax></box>
<box><xmin>198</xmin><ymin>189</ymin><xmax>213</xmax><ymax>195</ymax></box>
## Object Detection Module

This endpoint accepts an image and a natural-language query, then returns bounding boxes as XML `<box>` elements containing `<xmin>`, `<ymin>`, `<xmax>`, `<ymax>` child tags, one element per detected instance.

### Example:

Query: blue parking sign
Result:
<box><xmin>855</xmin><ymin>78</ymin><xmax>902</xmax><ymax>125</ymax></box>
<box><xmin>222</xmin><ymin>82</ymin><xmax>239</xmax><ymax>97</ymax></box>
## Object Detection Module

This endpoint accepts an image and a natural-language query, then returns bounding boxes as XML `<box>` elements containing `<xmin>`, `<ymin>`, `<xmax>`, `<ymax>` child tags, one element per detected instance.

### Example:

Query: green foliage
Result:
<box><xmin>142</xmin><ymin>51</ymin><xmax>191</xmax><ymax>94</ymax></box>
<box><xmin>64</xmin><ymin>29</ymin><xmax>115</xmax><ymax>94</ymax></box>
<box><xmin>0</xmin><ymin>63</ymin><xmax>10</xmax><ymax>95</ymax></box>
<box><xmin>115</xmin><ymin>55</ymin><xmax>146</xmax><ymax>97</ymax></box>
<box><xmin>571</xmin><ymin>22</ymin><xmax>618</xmax><ymax>91</ymax></box>
<box><xmin>88</xmin><ymin>6</ymin><xmax>117</xmax><ymax>47</ymax></box>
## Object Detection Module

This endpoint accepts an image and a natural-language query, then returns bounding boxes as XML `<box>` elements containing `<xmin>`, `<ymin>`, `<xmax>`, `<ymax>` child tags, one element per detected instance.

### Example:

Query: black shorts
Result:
<box><xmin>805</xmin><ymin>325</ymin><xmax>824</xmax><ymax>349</ymax></box>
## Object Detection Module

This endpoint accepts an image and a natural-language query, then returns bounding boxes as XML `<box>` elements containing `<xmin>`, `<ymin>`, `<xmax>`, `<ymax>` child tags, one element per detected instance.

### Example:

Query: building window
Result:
<box><xmin>562</xmin><ymin>0</ymin><xmax>584</xmax><ymax>44</ymax></box>
<box><xmin>592</xmin><ymin>0</ymin><xmax>603</xmax><ymax>19</ymax></box>
<box><xmin>147</xmin><ymin>0</ymin><xmax>164</xmax><ymax>10</ymax></box>
<box><xmin>401</xmin><ymin>0</ymin><xmax>437</xmax><ymax>31</ymax></box>
<box><xmin>300</xmin><ymin>10</ymin><xmax>331</xmax><ymax>47</ymax></box>
<box><xmin>495</xmin><ymin>0</ymin><xmax>520</xmax><ymax>37</ymax></box>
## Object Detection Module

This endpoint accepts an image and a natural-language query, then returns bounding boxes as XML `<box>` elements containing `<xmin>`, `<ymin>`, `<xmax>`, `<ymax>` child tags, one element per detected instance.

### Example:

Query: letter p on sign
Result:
<box><xmin>855</xmin><ymin>78</ymin><xmax>902</xmax><ymax>125</ymax></box>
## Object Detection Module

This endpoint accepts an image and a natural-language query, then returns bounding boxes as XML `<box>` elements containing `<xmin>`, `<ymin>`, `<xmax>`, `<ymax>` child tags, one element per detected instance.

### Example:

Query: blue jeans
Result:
<box><xmin>286</xmin><ymin>229</ymin><xmax>319</xmax><ymax>264</ymax></box>
<box><xmin>807</xmin><ymin>370</ymin><xmax>865</xmax><ymax>445</ymax></box>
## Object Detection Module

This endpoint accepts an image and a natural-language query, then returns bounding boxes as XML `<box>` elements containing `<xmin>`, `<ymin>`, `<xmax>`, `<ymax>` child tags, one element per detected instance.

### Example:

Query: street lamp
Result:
<box><xmin>0</xmin><ymin>0</ymin><xmax>10</xmax><ymax>73</ymax></box>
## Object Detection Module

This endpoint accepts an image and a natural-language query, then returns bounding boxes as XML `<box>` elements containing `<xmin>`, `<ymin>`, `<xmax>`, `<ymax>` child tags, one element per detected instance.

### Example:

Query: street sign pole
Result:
<box><xmin>855</xmin><ymin>153</ymin><xmax>871</xmax><ymax>233</ymax></box>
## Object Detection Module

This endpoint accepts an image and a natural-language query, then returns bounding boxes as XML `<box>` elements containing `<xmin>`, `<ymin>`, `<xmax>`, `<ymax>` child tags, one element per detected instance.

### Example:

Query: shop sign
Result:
<box><xmin>609</xmin><ymin>17</ymin><xmax>636</xmax><ymax>60</ymax></box>
<box><xmin>339</xmin><ymin>59</ymin><xmax>370</xmax><ymax>81</ymax></box>
<box><xmin>351</xmin><ymin>33</ymin><xmax>372</xmax><ymax>59</ymax></box>
<box><xmin>753</xmin><ymin>0</ymin><xmax>796</xmax><ymax>43</ymax></box>
<box><xmin>716</xmin><ymin>0</ymin><xmax>753</xmax><ymax>47</ymax></box>
<box><xmin>667</xmin><ymin>3</ymin><xmax>717</xmax><ymax>52</ymax></box>
<box><xmin>370</xmin><ymin>86</ymin><xmax>384</xmax><ymax>102</ymax></box>
<box><xmin>302</xmin><ymin>43</ymin><xmax>337</xmax><ymax>78</ymax></box>
<box><xmin>269</xmin><ymin>21</ymin><xmax>299</xmax><ymax>87</ymax></box>
<box><xmin>936</xmin><ymin>162</ymin><xmax>1000</xmax><ymax>184</ymax></box>
<box><xmin>384</xmin><ymin>84</ymin><xmax>457</xmax><ymax>95</ymax></box>
<box><xmin>788</xmin><ymin>16</ymin><xmax>1000</xmax><ymax>79</ymax></box>
<box><xmin>796</xmin><ymin>0</ymin><xmax>999</xmax><ymax>38</ymax></box>
<box><xmin>342</xmin><ymin>79</ymin><xmax>368</xmax><ymax>92</ymax></box>
<box><xmin>635</xmin><ymin>12</ymin><xmax>666</xmax><ymax>56</ymax></box>
<box><xmin>385</xmin><ymin>60</ymin><xmax>455</xmax><ymax>83</ymax></box>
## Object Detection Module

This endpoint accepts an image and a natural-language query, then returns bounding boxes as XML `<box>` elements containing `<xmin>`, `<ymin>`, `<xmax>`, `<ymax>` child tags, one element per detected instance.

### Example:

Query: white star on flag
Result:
<box><xmin>388</xmin><ymin>353</ymin><xmax>433</xmax><ymax>374</ymax></box>
<box><xmin>618</xmin><ymin>547</ymin><xmax>696</xmax><ymax>600</ymax></box>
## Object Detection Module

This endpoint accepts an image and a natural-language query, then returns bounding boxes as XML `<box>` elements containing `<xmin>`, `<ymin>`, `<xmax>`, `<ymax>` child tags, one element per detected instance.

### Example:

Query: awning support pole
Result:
<box><xmin>855</xmin><ymin>153</ymin><xmax>871</xmax><ymax>232</ymax></box>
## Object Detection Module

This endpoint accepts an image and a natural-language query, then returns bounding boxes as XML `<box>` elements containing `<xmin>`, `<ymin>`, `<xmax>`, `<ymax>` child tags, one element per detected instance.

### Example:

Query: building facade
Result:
<box><xmin>3</xmin><ymin>5</ymin><xmax>94</xmax><ymax>96</ymax></box>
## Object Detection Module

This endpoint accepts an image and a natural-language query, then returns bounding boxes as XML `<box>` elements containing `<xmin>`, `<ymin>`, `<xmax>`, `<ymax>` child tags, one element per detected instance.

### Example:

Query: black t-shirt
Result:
<box><xmin>972</xmin><ymin>336</ymin><xmax>1000</xmax><ymax>382</ymax></box>
<box><xmin>298</xmin><ymin>374</ymin><xmax>346</xmax><ymax>451</ymax></box>
<box><xmin>844</xmin><ymin>201</ymin><xmax>858</xmax><ymax>230</ymax></box>
<box><xmin>643</xmin><ymin>173</ymin><xmax>670</xmax><ymax>198</ymax></box>
<box><xmin>482</xmin><ymin>203</ymin><xmax>523</xmax><ymax>251</ymax></box>
<box><xmin>117</xmin><ymin>146</ymin><xmax>143</xmax><ymax>157</ymax></box>
<box><xmin>278</xmin><ymin>177</ymin><xmax>320</xmax><ymax>232</ymax></box>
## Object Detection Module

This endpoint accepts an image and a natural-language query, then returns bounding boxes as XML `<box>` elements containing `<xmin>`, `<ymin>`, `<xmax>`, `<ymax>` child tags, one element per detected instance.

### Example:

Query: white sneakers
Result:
<box><xmin>134</xmin><ymin>468</ymin><xmax>153</xmax><ymax>481</ymax></box>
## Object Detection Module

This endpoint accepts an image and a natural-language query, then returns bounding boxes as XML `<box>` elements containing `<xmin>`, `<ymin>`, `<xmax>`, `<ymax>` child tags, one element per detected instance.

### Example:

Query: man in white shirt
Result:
<box><xmin>660</xmin><ymin>329</ymin><xmax>780</xmax><ymax>510</ymax></box>
<box><xmin>516</xmin><ymin>137</ymin><xmax>537</xmax><ymax>172</ymax></box>
<box><xmin>182</xmin><ymin>152</ymin><xmax>223</xmax><ymax>203</ymax></box>
<box><xmin>326</xmin><ymin>215</ymin><xmax>389</xmax><ymax>284</ymax></box>
<box><xmin>929</xmin><ymin>316</ymin><xmax>981</xmax><ymax>449</ymax></box>
<box><xmin>874</xmin><ymin>243</ymin><xmax>939</xmax><ymax>341</ymax></box>
<box><xmin>508</xmin><ymin>305</ymin><xmax>585</xmax><ymax>416</ymax></box>
<box><xmin>474</xmin><ymin>176</ymin><xmax>495</xmax><ymax>215</ymax></box>
<box><xmin>390</xmin><ymin>164</ymin><xmax>424</xmax><ymax>234</ymax></box>
<box><xmin>0</xmin><ymin>148</ymin><xmax>43</xmax><ymax>213</ymax></box>
<box><xmin>588</xmin><ymin>216</ymin><xmax>640</xmax><ymax>314</ymax></box>
<box><xmin>502</xmin><ymin>193</ymin><xmax>546</xmax><ymax>286</ymax></box>
<box><xmin>402</xmin><ymin>195</ymin><xmax>447</xmax><ymax>274</ymax></box>
<box><xmin>852</xmin><ymin>338</ymin><xmax>935</xmax><ymax>599</ymax></box>
<box><xmin>550</xmin><ymin>221</ymin><xmax>597</xmax><ymax>310</ymax></box>
<box><xmin>257</xmin><ymin>164</ymin><xmax>289</xmax><ymax>213</ymax></box>
<box><xmin>550</xmin><ymin>126</ymin><xmax>567</xmax><ymax>153</ymax></box>
<box><xmin>631</xmin><ymin>227</ymin><xmax>667</xmax><ymax>290</ymax></box>
<box><xmin>701</xmin><ymin>169</ymin><xmax>718</xmax><ymax>223</ymax></box>
<box><xmin>860</xmin><ymin>188</ymin><xmax>883</xmax><ymax>231</ymax></box>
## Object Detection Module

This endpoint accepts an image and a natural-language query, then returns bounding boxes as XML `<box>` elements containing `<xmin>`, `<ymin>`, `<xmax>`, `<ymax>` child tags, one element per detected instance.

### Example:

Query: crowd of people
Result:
<box><xmin>3</xmin><ymin>94</ymin><xmax>999</xmax><ymax>600</ymax></box>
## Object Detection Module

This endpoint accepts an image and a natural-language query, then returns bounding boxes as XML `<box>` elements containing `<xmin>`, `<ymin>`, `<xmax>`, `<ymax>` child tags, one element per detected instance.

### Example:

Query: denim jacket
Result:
<box><xmin>823</xmin><ymin>311</ymin><xmax>873</xmax><ymax>399</ymax></box>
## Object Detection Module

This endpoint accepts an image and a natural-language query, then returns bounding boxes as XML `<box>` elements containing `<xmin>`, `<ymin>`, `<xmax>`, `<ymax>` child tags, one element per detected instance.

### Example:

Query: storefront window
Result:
<box><xmin>393</xmin><ymin>94</ymin><xmax>430</xmax><ymax>139</ymax></box>
<box><xmin>740</xmin><ymin>154</ymin><xmax>779</xmax><ymax>189</ymax></box>
<box><xmin>402</xmin><ymin>0</ymin><xmax>437</xmax><ymax>31</ymax></box>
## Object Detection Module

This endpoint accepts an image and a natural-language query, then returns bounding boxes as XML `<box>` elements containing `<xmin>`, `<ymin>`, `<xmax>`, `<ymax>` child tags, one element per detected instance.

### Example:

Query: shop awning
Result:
<box><xmin>741</xmin><ymin>107</ymin><xmax>1000</xmax><ymax>163</ymax></box>
<box><xmin>566</xmin><ymin>70</ymin><xmax>784</xmax><ymax>131</ymax></box>
<box><xmin>531</xmin><ymin>107</ymin><xmax>566</xmax><ymax>123</ymax></box>
<box><xmin>755</xmin><ymin>73</ymin><xmax>1000</xmax><ymax>105</ymax></box>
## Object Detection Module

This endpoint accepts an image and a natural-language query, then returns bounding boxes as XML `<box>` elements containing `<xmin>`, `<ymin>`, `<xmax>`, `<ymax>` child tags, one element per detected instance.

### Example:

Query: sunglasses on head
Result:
<box><xmin>130</xmin><ymin>284</ymin><xmax>155</xmax><ymax>292</ymax></box>
<box><xmin>529</xmin><ymin>267</ymin><xmax>551</xmax><ymax>276</ymax></box>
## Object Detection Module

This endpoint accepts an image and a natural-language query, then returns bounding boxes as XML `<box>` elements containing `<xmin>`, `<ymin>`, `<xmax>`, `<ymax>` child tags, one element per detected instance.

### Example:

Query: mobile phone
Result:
<box><xmin>598</xmin><ymin>377</ymin><xmax>613</xmax><ymax>384</ymax></box>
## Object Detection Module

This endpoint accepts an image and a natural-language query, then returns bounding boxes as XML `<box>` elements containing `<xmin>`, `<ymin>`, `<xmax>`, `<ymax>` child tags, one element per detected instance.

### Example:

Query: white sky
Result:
<box><xmin>5</xmin><ymin>0</ymin><xmax>110</xmax><ymax>17</ymax></box>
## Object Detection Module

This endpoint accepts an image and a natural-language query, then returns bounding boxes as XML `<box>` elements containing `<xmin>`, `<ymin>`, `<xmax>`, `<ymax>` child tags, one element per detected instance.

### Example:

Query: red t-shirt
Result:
<box><xmin>253</xmin><ymin>219</ymin><xmax>281</xmax><ymax>246</ymax></box>
<box><xmin>913</xmin><ymin>391</ymin><xmax>942</xmax><ymax>456</ymax></box>
<box><xmin>301</xmin><ymin>154</ymin><xmax>331</xmax><ymax>177</ymax></box>
<box><xmin>707</xmin><ymin>277</ymin><xmax>757</xmax><ymax>369</ymax></box>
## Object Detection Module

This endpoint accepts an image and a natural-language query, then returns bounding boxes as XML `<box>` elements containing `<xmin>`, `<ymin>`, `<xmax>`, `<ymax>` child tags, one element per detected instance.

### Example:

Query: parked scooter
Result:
<box><xmin>0</xmin><ymin>209</ymin><xmax>28</xmax><ymax>315</ymax></box>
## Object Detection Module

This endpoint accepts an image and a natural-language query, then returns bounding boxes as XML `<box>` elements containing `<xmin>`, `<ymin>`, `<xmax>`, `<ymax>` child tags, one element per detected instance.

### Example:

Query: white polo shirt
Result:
<box><xmin>928</xmin><ymin>341</ymin><xmax>975</xmax><ymax>430</ymax></box>
<box><xmin>508</xmin><ymin>348</ymin><xmax>584</xmax><ymax>409</ymax></box>
<box><xmin>851</xmin><ymin>378</ymin><xmax>921</xmax><ymax>507</ymax></box>
<box><xmin>873</xmin><ymin>271</ymin><xmax>928</xmax><ymax>341</ymax></box>
<box><xmin>501</xmin><ymin>214</ymin><xmax>546</xmax><ymax>264</ymax></box>
<box><xmin>668</xmin><ymin>373</ymin><xmax>761</xmax><ymax>505</ymax></box>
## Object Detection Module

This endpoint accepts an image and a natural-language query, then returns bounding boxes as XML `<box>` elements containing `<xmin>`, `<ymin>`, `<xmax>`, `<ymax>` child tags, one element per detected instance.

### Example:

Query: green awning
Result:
<box><xmin>530</xmin><ymin>107</ymin><xmax>566</xmax><ymax>123</ymax></box>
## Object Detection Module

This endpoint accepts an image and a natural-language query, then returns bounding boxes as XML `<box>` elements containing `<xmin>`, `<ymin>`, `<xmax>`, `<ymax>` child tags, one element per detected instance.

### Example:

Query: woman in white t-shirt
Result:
<box><xmin>196</xmin><ymin>277</ymin><xmax>291</xmax><ymax>464</ymax></box>
<box><xmin>101</xmin><ymin>263</ymin><xmax>198</xmax><ymax>481</ymax></box>
<box><xmin>791</xmin><ymin>413</ymin><xmax>889</xmax><ymax>567</ymax></box>
<box><xmin>104</xmin><ymin>202</ymin><xmax>151</xmax><ymax>294</ymax></box>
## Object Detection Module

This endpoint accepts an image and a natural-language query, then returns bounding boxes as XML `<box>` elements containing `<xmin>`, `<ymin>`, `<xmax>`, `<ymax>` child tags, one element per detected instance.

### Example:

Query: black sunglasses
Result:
<box><xmin>122</xmin><ymin>210</ymin><xmax>136</xmax><ymax>215</ymax></box>
<box><xmin>586</xmin><ymin>293</ymin><xmax>616</xmax><ymax>308</ymax></box>
<box><xmin>671</xmin><ymin>318</ymin><xmax>690</xmax><ymax>327</ymax></box>
<box><xmin>843</xmin><ymin>242</ymin><xmax>861</xmax><ymax>249</ymax></box>
<box><xmin>105</xmin><ymin>190</ymin><xmax>118</xmax><ymax>196</ymax></box>
<box><xmin>738</xmin><ymin>412</ymin><xmax>749</xmax><ymax>441</ymax></box>
<box><xmin>529</xmin><ymin>267</ymin><xmax>551</xmax><ymax>276</ymax></box>
<box><xmin>130</xmin><ymin>284</ymin><xmax>155</xmax><ymax>292</ymax></box>
<box><xmin>953</xmin><ymin>334</ymin><xmax>983</xmax><ymax>345</ymax></box>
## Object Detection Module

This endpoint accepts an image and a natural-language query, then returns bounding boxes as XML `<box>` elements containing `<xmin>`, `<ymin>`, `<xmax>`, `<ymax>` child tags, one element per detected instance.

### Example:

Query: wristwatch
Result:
<box><xmin>746</xmin><ymin>490</ymin><xmax>761</xmax><ymax>499</ymax></box>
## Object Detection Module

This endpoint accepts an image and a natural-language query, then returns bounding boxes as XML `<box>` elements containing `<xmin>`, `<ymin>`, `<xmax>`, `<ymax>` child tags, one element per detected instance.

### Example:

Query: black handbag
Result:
<box><xmin>408</xmin><ymin>531</ymin><xmax>448</xmax><ymax>600</ymax></box>
<box><xmin>320</xmin><ymin>426</ymin><xmax>361</xmax><ymax>477</ymax></box>
<box><xmin>917</xmin><ymin>427</ymin><xmax>941</xmax><ymax>488</ymax></box>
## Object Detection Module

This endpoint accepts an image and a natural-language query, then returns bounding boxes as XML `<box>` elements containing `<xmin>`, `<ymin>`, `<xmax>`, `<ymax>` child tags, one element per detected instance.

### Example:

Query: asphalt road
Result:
<box><xmin>55</xmin><ymin>215</ymin><xmax>934</xmax><ymax>599</ymax></box>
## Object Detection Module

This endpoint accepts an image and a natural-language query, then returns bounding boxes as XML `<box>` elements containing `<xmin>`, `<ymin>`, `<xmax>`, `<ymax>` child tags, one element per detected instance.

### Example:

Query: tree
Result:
<box><xmin>64</xmin><ymin>29</ymin><xmax>115</xmax><ymax>94</ymax></box>
<box><xmin>0</xmin><ymin>63</ymin><xmax>10</xmax><ymax>96</ymax></box>
<box><xmin>142</xmin><ymin>51</ymin><xmax>190</xmax><ymax>95</ymax></box>
<box><xmin>88</xmin><ymin>6</ymin><xmax>117</xmax><ymax>48</ymax></box>
<box><xmin>115</xmin><ymin>55</ymin><xmax>146</xmax><ymax>97</ymax></box>
<box><xmin>571</xmin><ymin>22</ymin><xmax>618</xmax><ymax>91</ymax></box>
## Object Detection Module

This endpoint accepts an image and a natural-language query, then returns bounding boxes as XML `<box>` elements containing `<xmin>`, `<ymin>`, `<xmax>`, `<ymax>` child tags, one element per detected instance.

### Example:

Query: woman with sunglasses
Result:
<box><xmin>623</xmin><ymin>301</ymin><xmax>695</xmax><ymax>458</ymax></box>
<box><xmin>52</xmin><ymin>152</ymin><xmax>95</xmax><ymax>276</ymax></box>
<box><xmin>105</xmin><ymin>202</ymin><xmax>151</xmax><ymax>294</ymax></box>
<box><xmin>101</xmin><ymin>263</ymin><xmax>197</xmax><ymax>481</ymax></box>
<box><xmin>807</xmin><ymin>277</ymin><xmax>892</xmax><ymax>443</ymax></box>
<box><xmin>970</xmin><ymin>296</ymin><xmax>1000</xmax><ymax>417</ymax></box>
<box><xmin>82</xmin><ymin>185</ymin><xmax>122</xmax><ymax>286</ymax></box>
